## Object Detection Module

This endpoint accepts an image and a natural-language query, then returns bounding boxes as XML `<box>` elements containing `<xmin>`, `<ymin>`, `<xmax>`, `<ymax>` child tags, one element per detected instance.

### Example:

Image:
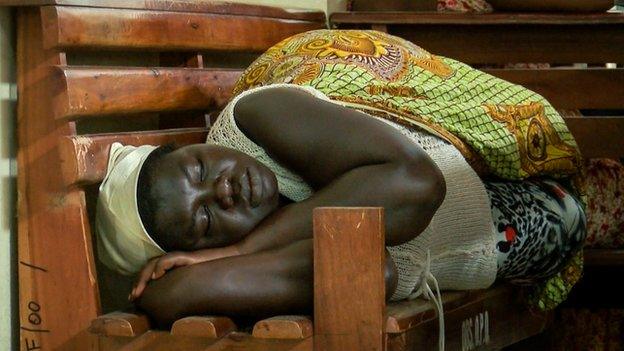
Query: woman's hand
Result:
<box><xmin>130</xmin><ymin>245</ymin><xmax>241</xmax><ymax>301</ymax></box>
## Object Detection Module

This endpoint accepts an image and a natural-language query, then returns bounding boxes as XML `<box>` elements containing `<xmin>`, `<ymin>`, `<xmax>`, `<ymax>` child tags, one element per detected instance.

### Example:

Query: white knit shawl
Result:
<box><xmin>206</xmin><ymin>84</ymin><xmax>498</xmax><ymax>301</ymax></box>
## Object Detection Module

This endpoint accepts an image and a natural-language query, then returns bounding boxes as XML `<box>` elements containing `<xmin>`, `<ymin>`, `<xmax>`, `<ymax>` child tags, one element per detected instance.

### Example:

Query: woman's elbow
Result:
<box><xmin>393</xmin><ymin>158</ymin><xmax>446</xmax><ymax>242</ymax></box>
<box><xmin>405</xmin><ymin>156</ymin><xmax>446</xmax><ymax>213</ymax></box>
<box><xmin>424</xmin><ymin>162</ymin><xmax>446</xmax><ymax>212</ymax></box>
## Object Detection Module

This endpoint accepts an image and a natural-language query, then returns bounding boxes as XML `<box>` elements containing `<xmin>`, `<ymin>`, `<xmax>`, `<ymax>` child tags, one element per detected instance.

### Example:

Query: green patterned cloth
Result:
<box><xmin>234</xmin><ymin>29</ymin><xmax>586</xmax><ymax>310</ymax></box>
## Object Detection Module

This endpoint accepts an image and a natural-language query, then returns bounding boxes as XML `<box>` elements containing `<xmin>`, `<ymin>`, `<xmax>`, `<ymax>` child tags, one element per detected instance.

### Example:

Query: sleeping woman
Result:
<box><xmin>96</xmin><ymin>30</ymin><xmax>586</xmax><ymax>328</ymax></box>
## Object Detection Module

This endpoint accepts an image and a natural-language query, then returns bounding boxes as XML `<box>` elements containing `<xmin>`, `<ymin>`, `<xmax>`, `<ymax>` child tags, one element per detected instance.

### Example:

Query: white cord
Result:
<box><xmin>408</xmin><ymin>250</ymin><xmax>445</xmax><ymax>351</ymax></box>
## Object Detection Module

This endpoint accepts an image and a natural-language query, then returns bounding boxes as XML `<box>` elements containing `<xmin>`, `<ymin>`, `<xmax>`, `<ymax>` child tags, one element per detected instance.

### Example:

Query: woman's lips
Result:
<box><xmin>229</xmin><ymin>168</ymin><xmax>266</xmax><ymax>208</ymax></box>
<box><xmin>238</xmin><ymin>169</ymin><xmax>252</xmax><ymax>206</ymax></box>
<box><xmin>247</xmin><ymin>167</ymin><xmax>263</xmax><ymax>208</ymax></box>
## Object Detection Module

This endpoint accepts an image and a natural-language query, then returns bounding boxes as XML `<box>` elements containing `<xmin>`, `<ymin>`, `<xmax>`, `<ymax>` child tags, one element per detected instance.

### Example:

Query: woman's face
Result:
<box><xmin>148</xmin><ymin>144</ymin><xmax>280</xmax><ymax>251</ymax></box>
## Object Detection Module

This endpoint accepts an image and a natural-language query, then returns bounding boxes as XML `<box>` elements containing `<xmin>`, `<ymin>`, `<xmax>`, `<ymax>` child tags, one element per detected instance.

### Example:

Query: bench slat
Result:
<box><xmin>171</xmin><ymin>316</ymin><xmax>236</xmax><ymax>338</ymax></box>
<box><xmin>0</xmin><ymin>0</ymin><xmax>325</xmax><ymax>21</ymax></box>
<box><xmin>59</xmin><ymin>128</ymin><xmax>208</xmax><ymax>186</ymax></box>
<box><xmin>252</xmin><ymin>316</ymin><xmax>313</xmax><ymax>339</ymax></box>
<box><xmin>483</xmin><ymin>68</ymin><xmax>624</xmax><ymax>110</ymax></box>
<box><xmin>330</xmin><ymin>12</ymin><xmax>624</xmax><ymax>64</ymax></box>
<box><xmin>53</xmin><ymin>66</ymin><xmax>240</xmax><ymax>120</ymax></box>
<box><xmin>53</xmin><ymin>66</ymin><xmax>624</xmax><ymax>121</ymax></box>
<box><xmin>201</xmin><ymin>332</ymin><xmax>313</xmax><ymax>351</ymax></box>
<box><xmin>331</xmin><ymin>12</ymin><xmax>624</xmax><ymax>25</ymax></box>
<box><xmin>42</xmin><ymin>6</ymin><xmax>325</xmax><ymax>52</ymax></box>
<box><xmin>89</xmin><ymin>311</ymin><xmax>150</xmax><ymax>337</ymax></box>
<box><xmin>584</xmin><ymin>249</ymin><xmax>624</xmax><ymax>267</ymax></box>
<box><xmin>565</xmin><ymin>117</ymin><xmax>624</xmax><ymax>159</ymax></box>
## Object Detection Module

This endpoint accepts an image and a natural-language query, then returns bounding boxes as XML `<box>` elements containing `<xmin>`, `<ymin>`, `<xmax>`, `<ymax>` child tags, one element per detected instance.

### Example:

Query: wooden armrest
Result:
<box><xmin>252</xmin><ymin>316</ymin><xmax>313</xmax><ymax>339</ymax></box>
<box><xmin>170</xmin><ymin>316</ymin><xmax>236</xmax><ymax>338</ymax></box>
<box><xmin>89</xmin><ymin>311</ymin><xmax>150</xmax><ymax>337</ymax></box>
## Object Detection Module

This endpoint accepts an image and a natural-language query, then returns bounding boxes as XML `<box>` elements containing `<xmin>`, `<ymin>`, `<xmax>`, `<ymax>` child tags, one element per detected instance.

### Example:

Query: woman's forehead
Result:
<box><xmin>150</xmin><ymin>164</ymin><xmax>196</xmax><ymax>245</ymax></box>
<box><xmin>152</xmin><ymin>153</ymin><xmax>192</xmax><ymax>200</ymax></box>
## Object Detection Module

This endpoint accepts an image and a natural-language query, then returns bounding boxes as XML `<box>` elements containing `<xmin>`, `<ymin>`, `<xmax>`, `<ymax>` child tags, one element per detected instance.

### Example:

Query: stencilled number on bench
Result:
<box><xmin>20</xmin><ymin>261</ymin><xmax>50</xmax><ymax>351</ymax></box>
<box><xmin>461</xmin><ymin>311</ymin><xmax>490</xmax><ymax>351</ymax></box>
<box><xmin>22</xmin><ymin>300</ymin><xmax>48</xmax><ymax>351</ymax></box>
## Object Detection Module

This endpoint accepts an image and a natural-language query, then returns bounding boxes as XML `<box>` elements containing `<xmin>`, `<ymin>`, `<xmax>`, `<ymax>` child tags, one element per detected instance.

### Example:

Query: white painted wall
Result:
<box><xmin>0</xmin><ymin>7</ymin><xmax>16</xmax><ymax>351</ymax></box>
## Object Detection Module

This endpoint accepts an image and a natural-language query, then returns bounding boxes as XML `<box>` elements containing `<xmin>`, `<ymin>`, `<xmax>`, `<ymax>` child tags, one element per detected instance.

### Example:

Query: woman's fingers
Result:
<box><xmin>130</xmin><ymin>258</ymin><xmax>158</xmax><ymax>301</ymax></box>
<box><xmin>152</xmin><ymin>253</ymin><xmax>186</xmax><ymax>280</ymax></box>
<box><xmin>130</xmin><ymin>253</ymin><xmax>198</xmax><ymax>301</ymax></box>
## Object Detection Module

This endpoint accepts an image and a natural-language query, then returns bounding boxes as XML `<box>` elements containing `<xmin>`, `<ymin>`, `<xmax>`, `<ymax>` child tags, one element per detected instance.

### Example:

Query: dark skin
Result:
<box><xmin>134</xmin><ymin>88</ymin><xmax>446</xmax><ymax>328</ymax></box>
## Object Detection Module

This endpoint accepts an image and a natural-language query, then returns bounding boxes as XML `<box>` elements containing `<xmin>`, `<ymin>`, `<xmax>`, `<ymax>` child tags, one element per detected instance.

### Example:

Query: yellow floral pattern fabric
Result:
<box><xmin>233</xmin><ymin>29</ymin><xmax>585</xmax><ymax>310</ymax></box>
<box><xmin>234</xmin><ymin>29</ymin><xmax>583</xmax><ymax>181</ymax></box>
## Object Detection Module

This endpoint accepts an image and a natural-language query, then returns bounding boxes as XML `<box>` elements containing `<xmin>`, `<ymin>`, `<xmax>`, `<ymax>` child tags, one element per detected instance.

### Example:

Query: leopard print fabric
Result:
<box><xmin>486</xmin><ymin>180</ymin><xmax>586</xmax><ymax>283</ymax></box>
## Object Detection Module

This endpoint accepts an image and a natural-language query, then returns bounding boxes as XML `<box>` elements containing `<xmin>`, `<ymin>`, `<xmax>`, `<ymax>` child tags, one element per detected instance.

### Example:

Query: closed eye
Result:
<box><xmin>198</xmin><ymin>158</ymin><xmax>206</xmax><ymax>182</ymax></box>
<box><xmin>202</xmin><ymin>204</ymin><xmax>212</xmax><ymax>235</ymax></box>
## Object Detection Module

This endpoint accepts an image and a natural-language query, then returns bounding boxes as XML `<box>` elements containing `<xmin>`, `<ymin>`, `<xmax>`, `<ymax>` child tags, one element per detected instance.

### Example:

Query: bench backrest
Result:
<box><xmin>11</xmin><ymin>2</ymin><xmax>325</xmax><ymax>349</ymax></box>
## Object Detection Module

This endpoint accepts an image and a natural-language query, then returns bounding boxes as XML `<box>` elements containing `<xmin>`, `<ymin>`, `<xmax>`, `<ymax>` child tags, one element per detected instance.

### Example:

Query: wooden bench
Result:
<box><xmin>86</xmin><ymin>284</ymin><xmax>548</xmax><ymax>350</ymax></box>
<box><xmin>2</xmin><ymin>2</ymin><xmax>568</xmax><ymax>350</ymax></box>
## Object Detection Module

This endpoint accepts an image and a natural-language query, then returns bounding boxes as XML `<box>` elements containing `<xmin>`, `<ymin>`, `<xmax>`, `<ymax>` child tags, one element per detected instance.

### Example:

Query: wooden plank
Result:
<box><xmin>386</xmin><ymin>285</ymin><xmax>551</xmax><ymax>351</ymax></box>
<box><xmin>202</xmin><ymin>332</ymin><xmax>313</xmax><ymax>351</ymax></box>
<box><xmin>89</xmin><ymin>311</ymin><xmax>150</xmax><ymax>337</ymax></box>
<box><xmin>330</xmin><ymin>13</ymin><xmax>624</xmax><ymax>63</ymax></box>
<box><xmin>52</xmin><ymin>66</ymin><xmax>240</xmax><ymax>120</ymax></box>
<box><xmin>171</xmin><ymin>316</ymin><xmax>236</xmax><ymax>338</ymax></box>
<box><xmin>313</xmin><ymin>207</ymin><xmax>385</xmax><ymax>351</ymax></box>
<box><xmin>252</xmin><ymin>316</ymin><xmax>313</xmax><ymax>339</ymax></box>
<box><xmin>584</xmin><ymin>249</ymin><xmax>624</xmax><ymax>267</ymax></box>
<box><xmin>103</xmin><ymin>330</ymin><xmax>313</xmax><ymax>351</ymax></box>
<box><xmin>116</xmin><ymin>330</ymin><xmax>169</xmax><ymax>350</ymax></box>
<box><xmin>482</xmin><ymin>68</ymin><xmax>624</xmax><ymax>110</ymax></box>
<box><xmin>97</xmin><ymin>335</ymin><xmax>138</xmax><ymax>351</ymax></box>
<box><xmin>564</xmin><ymin>117</ymin><xmax>624</xmax><ymax>159</ymax></box>
<box><xmin>351</xmin><ymin>0</ymin><xmax>437</xmax><ymax>11</ymax></box>
<box><xmin>0</xmin><ymin>0</ymin><xmax>326</xmax><ymax>21</ymax></box>
<box><xmin>59</xmin><ymin>128</ymin><xmax>208</xmax><ymax>186</ymax></box>
<box><xmin>331</xmin><ymin>12</ymin><xmax>624</xmax><ymax>25</ymax></box>
<box><xmin>386</xmin><ymin>291</ymin><xmax>472</xmax><ymax>333</ymax></box>
<box><xmin>487</xmin><ymin>0</ymin><xmax>615</xmax><ymax>13</ymax></box>
<box><xmin>16</xmin><ymin>7</ymin><xmax>99</xmax><ymax>351</ymax></box>
<box><xmin>41</xmin><ymin>6</ymin><xmax>325</xmax><ymax>52</ymax></box>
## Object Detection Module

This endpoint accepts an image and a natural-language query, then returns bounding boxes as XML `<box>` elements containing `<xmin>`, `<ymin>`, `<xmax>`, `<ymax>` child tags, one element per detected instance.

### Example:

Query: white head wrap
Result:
<box><xmin>96</xmin><ymin>142</ymin><xmax>166</xmax><ymax>276</ymax></box>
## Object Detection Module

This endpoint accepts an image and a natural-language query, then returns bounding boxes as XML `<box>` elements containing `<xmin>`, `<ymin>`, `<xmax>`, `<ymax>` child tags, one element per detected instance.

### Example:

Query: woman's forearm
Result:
<box><xmin>237</xmin><ymin>160</ymin><xmax>445</xmax><ymax>255</ymax></box>
<box><xmin>137</xmin><ymin>240</ymin><xmax>398</xmax><ymax>328</ymax></box>
<box><xmin>138</xmin><ymin>240</ymin><xmax>313</xmax><ymax>328</ymax></box>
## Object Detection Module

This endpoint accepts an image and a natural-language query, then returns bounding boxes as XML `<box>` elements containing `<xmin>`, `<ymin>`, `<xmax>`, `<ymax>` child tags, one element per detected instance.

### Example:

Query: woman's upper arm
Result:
<box><xmin>233</xmin><ymin>87</ymin><xmax>434</xmax><ymax>188</ymax></box>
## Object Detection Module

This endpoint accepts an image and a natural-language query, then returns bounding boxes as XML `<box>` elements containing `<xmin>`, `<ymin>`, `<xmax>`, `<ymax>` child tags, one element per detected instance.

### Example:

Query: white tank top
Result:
<box><xmin>207</xmin><ymin>84</ymin><xmax>497</xmax><ymax>301</ymax></box>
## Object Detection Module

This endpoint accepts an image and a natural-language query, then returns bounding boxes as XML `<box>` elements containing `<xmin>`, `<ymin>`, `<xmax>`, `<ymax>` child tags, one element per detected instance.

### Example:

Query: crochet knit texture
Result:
<box><xmin>207</xmin><ymin>84</ymin><xmax>498</xmax><ymax>300</ymax></box>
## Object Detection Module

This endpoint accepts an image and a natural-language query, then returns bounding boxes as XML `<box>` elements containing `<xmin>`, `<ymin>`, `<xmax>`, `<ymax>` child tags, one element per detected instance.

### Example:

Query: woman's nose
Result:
<box><xmin>196</xmin><ymin>173</ymin><xmax>235</xmax><ymax>210</ymax></box>
<box><xmin>213</xmin><ymin>175</ymin><xmax>235</xmax><ymax>209</ymax></box>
